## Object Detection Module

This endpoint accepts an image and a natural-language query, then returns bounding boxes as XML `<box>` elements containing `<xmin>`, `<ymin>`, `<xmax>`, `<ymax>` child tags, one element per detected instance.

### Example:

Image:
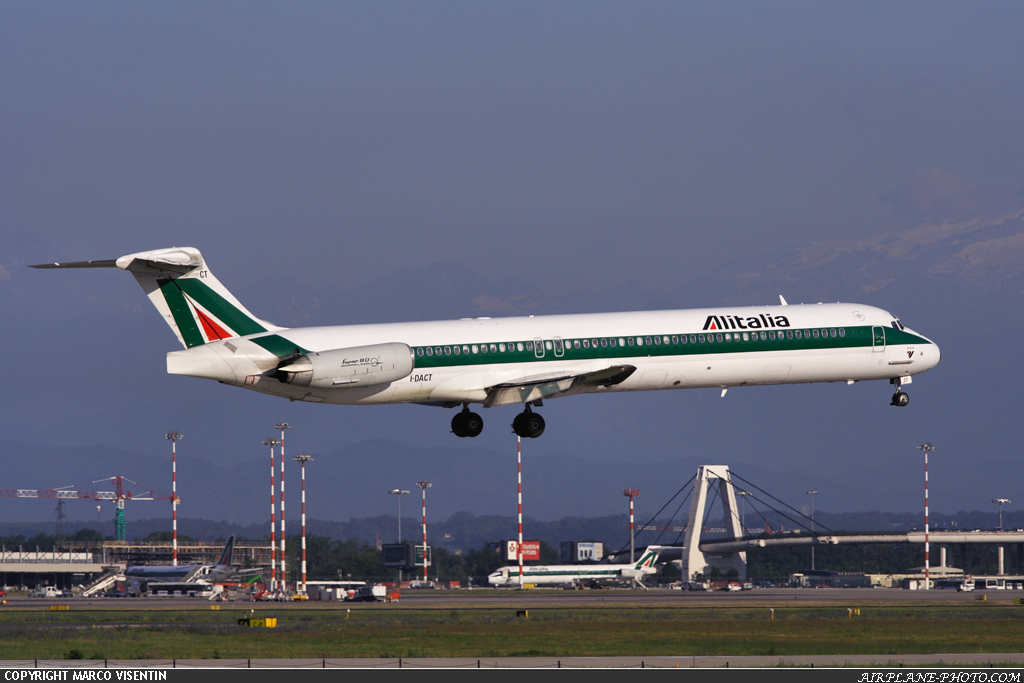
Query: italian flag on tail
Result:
<box><xmin>115</xmin><ymin>247</ymin><xmax>280</xmax><ymax>349</ymax></box>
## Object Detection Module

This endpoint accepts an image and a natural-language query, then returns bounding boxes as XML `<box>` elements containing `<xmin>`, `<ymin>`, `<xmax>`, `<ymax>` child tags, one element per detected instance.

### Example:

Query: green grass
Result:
<box><xmin>1</xmin><ymin>604</ymin><xmax>1023</xmax><ymax>660</ymax></box>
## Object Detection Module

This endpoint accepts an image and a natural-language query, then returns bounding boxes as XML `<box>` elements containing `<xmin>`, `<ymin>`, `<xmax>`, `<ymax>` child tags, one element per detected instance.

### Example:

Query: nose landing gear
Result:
<box><xmin>890</xmin><ymin>377</ymin><xmax>910</xmax><ymax>407</ymax></box>
<box><xmin>512</xmin><ymin>403</ymin><xmax>545</xmax><ymax>438</ymax></box>
<box><xmin>451</xmin><ymin>405</ymin><xmax>484</xmax><ymax>437</ymax></box>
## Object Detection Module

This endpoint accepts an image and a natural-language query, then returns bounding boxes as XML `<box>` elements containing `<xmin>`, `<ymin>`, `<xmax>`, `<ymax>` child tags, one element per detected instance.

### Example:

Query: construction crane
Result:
<box><xmin>0</xmin><ymin>476</ymin><xmax>174</xmax><ymax>541</ymax></box>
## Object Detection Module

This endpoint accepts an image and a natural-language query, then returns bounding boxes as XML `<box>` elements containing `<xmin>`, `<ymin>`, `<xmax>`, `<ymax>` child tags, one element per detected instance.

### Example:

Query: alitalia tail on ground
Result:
<box><xmin>488</xmin><ymin>546</ymin><xmax>665</xmax><ymax>587</ymax></box>
<box><xmin>32</xmin><ymin>247</ymin><xmax>940</xmax><ymax>438</ymax></box>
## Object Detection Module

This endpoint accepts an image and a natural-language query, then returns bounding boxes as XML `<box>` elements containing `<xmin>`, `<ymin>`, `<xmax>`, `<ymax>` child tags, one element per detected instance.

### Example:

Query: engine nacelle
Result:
<box><xmin>275</xmin><ymin>342</ymin><xmax>415</xmax><ymax>389</ymax></box>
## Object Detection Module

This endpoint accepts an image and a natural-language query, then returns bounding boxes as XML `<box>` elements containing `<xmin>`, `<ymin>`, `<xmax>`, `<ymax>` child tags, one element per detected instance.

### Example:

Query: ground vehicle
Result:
<box><xmin>28</xmin><ymin>586</ymin><xmax>60</xmax><ymax>598</ymax></box>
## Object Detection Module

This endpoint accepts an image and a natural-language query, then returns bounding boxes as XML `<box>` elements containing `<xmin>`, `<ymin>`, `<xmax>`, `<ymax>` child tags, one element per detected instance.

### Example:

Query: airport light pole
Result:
<box><xmin>262</xmin><ymin>437</ymin><xmax>279</xmax><ymax>592</ymax></box>
<box><xmin>992</xmin><ymin>498</ymin><xmax>1010</xmax><ymax>531</ymax></box>
<box><xmin>389</xmin><ymin>489</ymin><xmax>410</xmax><ymax>583</ymax></box>
<box><xmin>165</xmin><ymin>431</ymin><xmax>183</xmax><ymax>566</ymax></box>
<box><xmin>917</xmin><ymin>443</ymin><xmax>935</xmax><ymax>590</ymax></box>
<box><xmin>624</xmin><ymin>489</ymin><xmax>639</xmax><ymax>564</ymax></box>
<box><xmin>416</xmin><ymin>480</ymin><xmax>431</xmax><ymax>583</ymax></box>
<box><xmin>807</xmin><ymin>491</ymin><xmax>817</xmax><ymax>571</ymax></box>
<box><xmin>736</xmin><ymin>491</ymin><xmax>750</xmax><ymax>537</ymax></box>
<box><xmin>276</xmin><ymin>422</ymin><xmax>290</xmax><ymax>591</ymax></box>
<box><xmin>295</xmin><ymin>453</ymin><xmax>312</xmax><ymax>595</ymax></box>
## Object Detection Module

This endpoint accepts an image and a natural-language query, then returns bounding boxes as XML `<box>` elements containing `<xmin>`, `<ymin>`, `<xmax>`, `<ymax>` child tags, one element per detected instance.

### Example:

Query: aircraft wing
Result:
<box><xmin>483</xmin><ymin>365</ymin><xmax>636</xmax><ymax>408</ymax></box>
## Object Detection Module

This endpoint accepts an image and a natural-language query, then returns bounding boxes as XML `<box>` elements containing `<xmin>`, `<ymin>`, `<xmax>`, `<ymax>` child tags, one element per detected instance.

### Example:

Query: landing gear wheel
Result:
<box><xmin>451</xmin><ymin>411</ymin><xmax>467</xmax><ymax>437</ymax></box>
<box><xmin>524</xmin><ymin>412</ymin><xmax>545</xmax><ymax>438</ymax></box>
<box><xmin>452</xmin><ymin>408</ymin><xmax>484</xmax><ymax>437</ymax></box>
<box><xmin>891</xmin><ymin>391</ymin><xmax>909</xmax><ymax>407</ymax></box>
<box><xmin>462</xmin><ymin>411</ymin><xmax>483</xmax><ymax>438</ymax></box>
<box><xmin>513</xmin><ymin>408</ymin><xmax>545</xmax><ymax>438</ymax></box>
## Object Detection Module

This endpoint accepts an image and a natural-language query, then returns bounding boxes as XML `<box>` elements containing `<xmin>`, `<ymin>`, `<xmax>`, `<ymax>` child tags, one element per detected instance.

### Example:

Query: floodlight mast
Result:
<box><xmin>917</xmin><ymin>443</ymin><xmax>935</xmax><ymax>590</ymax></box>
<box><xmin>415</xmin><ymin>481</ymin><xmax>431</xmax><ymax>583</ymax></box>
<box><xmin>276</xmin><ymin>422</ymin><xmax>290</xmax><ymax>590</ymax></box>
<box><xmin>165</xmin><ymin>431</ymin><xmax>183</xmax><ymax>566</ymax></box>
<box><xmin>807</xmin><ymin>491</ymin><xmax>818</xmax><ymax>571</ymax></box>
<box><xmin>262</xmin><ymin>437</ymin><xmax>279</xmax><ymax>592</ymax></box>
<box><xmin>294</xmin><ymin>453</ymin><xmax>313</xmax><ymax>595</ymax></box>
<box><xmin>992</xmin><ymin>498</ymin><xmax>1010</xmax><ymax>531</ymax></box>
<box><xmin>389</xmin><ymin>488</ymin><xmax>410</xmax><ymax>583</ymax></box>
<box><xmin>624</xmin><ymin>489</ymin><xmax>639</xmax><ymax>564</ymax></box>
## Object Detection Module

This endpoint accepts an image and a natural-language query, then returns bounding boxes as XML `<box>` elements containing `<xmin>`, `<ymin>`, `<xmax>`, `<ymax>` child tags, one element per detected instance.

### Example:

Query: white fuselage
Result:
<box><xmin>166</xmin><ymin>302</ymin><xmax>939</xmax><ymax>407</ymax></box>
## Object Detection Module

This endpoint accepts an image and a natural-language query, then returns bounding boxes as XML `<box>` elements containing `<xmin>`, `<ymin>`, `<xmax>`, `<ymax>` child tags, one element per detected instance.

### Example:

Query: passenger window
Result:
<box><xmin>689</xmin><ymin>335</ymin><xmax>696</xmax><ymax>343</ymax></box>
<box><xmin>583</xmin><ymin>339</ymin><xmax>590</xmax><ymax>349</ymax></box>
<box><xmin>480</xmin><ymin>344</ymin><xmax>487</xmax><ymax>353</ymax></box>
<box><xmin>724</xmin><ymin>333</ymin><xmax>731</xmax><ymax>341</ymax></box>
<box><xmin>609</xmin><ymin>338</ymin><xmax>616</xmax><ymax>347</ymax></box>
<box><xmin>716</xmin><ymin>334</ymin><xmax>723</xmax><ymax>342</ymax></box>
<box><xmin>830</xmin><ymin>329</ymin><xmax>836</xmax><ymax>337</ymax></box>
<box><xmin>838</xmin><ymin>329</ymin><xmax>845</xmax><ymax>337</ymax></box>
<box><xmin>645</xmin><ymin>336</ymin><xmax>652</xmax><ymax>345</ymax></box>
<box><xmin>787</xmin><ymin>330</ymin><xmax>794</xmax><ymax>339</ymax></box>
<box><xmin>499</xmin><ymin>343</ymin><xmax>505</xmax><ymax>352</ymax></box>
<box><xmin>672</xmin><ymin>335</ymin><xmax>679</xmax><ymax>344</ymax></box>
<box><xmin>574</xmin><ymin>340</ymin><xmax>581</xmax><ymax>349</ymax></box>
<box><xmin>426</xmin><ymin>347</ymin><xmax>433</xmax><ymax>356</ymax></box>
<box><xmin>653</xmin><ymin>336</ymin><xmax>660</xmax><ymax>345</ymax></box>
<box><xmin>795</xmin><ymin>330</ymin><xmax>802</xmax><ymax>339</ymax></box>
<box><xmin>627</xmin><ymin>337</ymin><xmax>634</xmax><ymax>346</ymax></box>
<box><xmin>435</xmin><ymin>347</ymin><xmax>442</xmax><ymax>356</ymax></box>
<box><xmin>619</xmin><ymin>338</ymin><xmax>626</xmax><ymax>346</ymax></box>
<box><xmin>742</xmin><ymin>332</ymin><xmax>749</xmax><ymax>341</ymax></box>
<box><xmin>812</xmin><ymin>329</ymin><xmax>819</xmax><ymax>338</ymax></box>
<box><xmin>760</xmin><ymin>332</ymin><xmax>766</xmax><ymax>340</ymax></box>
<box><xmin>453</xmin><ymin>346</ymin><xmax>461</xmax><ymax>355</ymax></box>
<box><xmin>637</xmin><ymin>337</ymin><xmax>644</xmax><ymax>346</ymax></box>
<box><xmin>524</xmin><ymin>342</ymin><xmax>532</xmax><ymax>351</ymax></box>
<box><xmin>698</xmin><ymin>334</ymin><xmax>705</xmax><ymax>343</ymax></box>
<box><xmin>463</xmin><ymin>345</ymin><xmax>471</xmax><ymax>354</ymax></box>
<box><xmin>417</xmin><ymin>348</ymin><xmax>424</xmax><ymax>357</ymax></box>
<box><xmin>472</xmin><ymin>345</ymin><xmax>479</xmax><ymax>354</ymax></box>
<box><xmin>545</xmin><ymin>341</ymin><xmax>552</xmax><ymax>350</ymax></box>
<box><xmin>444</xmin><ymin>346</ymin><xmax>451</xmax><ymax>355</ymax></box>
<box><xmin>600</xmin><ymin>338</ymin><xmax>608</xmax><ymax>347</ymax></box>
<box><xmin>680</xmin><ymin>335</ymin><xmax>687</xmax><ymax>344</ymax></box>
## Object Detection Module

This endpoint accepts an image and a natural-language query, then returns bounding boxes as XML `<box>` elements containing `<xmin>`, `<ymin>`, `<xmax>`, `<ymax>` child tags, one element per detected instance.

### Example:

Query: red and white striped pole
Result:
<box><xmin>416</xmin><ymin>480</ymin><xmax>431</xmax><ymax>583</ymax></box>
<box><xmin>166</xmin><ymin>432</ymin><xmax>183</xmax><ymax>566</ymax></box>
<box><xmin>918</xmin><ymin>443</ymin><xmax>935</xmax><ymax>590</ymax></box>
<box><xmin>518</xmin><ymin>436</ymin><xmax>523</xmax><ymax>589</ymax></box>
<box><xmin>276</xmin><ymin>423</ymin><xmax>290</xmax><ymax>591</ymax></box>
<box><xmin>294</xmin><ymin>453</ymin><xmax>312</xmax><ymax>595</ymax></box>
<box><xmin>263</xmin><ymin>437</ymin><xmax>279</xmax><ymax>592</ymax></box>
<box><xmin>624</xmin><ymin>488</ymin><xmax>639</xmax><ymax>564</ymax></box>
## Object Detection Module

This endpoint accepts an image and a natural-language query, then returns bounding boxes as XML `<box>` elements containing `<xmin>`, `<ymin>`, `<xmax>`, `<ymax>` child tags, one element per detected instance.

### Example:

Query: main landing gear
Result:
<box><xmin>890</xmin><ymin>378</ymin><xmax>910</xmax><ymax>407</ymax></box>
<box><xmin>451</xmin><ymin>405</ymin><xmax>483</xmax><ymax>438</ymax></box>
<box><xmin>512</xmin><ymin>403</ymin><xmax>545</xmax><ymax>439</ymax></box>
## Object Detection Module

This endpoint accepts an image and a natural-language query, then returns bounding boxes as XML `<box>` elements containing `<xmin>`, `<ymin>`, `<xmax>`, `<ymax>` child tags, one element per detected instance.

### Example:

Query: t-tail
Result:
<box><xmin>634</xmin><ymin>546</ymin><xmax>662</xmax><ymax>570</ymax></box>
<box><xmin>216</xmin><ymin>535</ymin><xmax>236</xmax><ymax>567</ymax></box>
<box><xmin>30</xmin><ymin>247</ymin><xmax>280</xmax><ymax>348</ymax></box>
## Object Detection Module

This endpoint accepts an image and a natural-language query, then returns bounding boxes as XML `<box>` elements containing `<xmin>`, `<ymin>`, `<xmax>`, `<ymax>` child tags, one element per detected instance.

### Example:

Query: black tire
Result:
<box><xmin>525</xmin><ymin>413</ymin><xmax>545</xmax><ymax>438</ymax></box>
<box><xmin>512</xmin><ymin>413</ymin><xmax>526</xmax><ymax>437</ymax></box>
<box><xmin>464</xmin><ymin>412</ymin><xmax>484</xmax><ymax>437</ymax></box>
<box><xmin>451</xmin><ymin>411</ymin><xmax>467</xmax><ymax>437</ymax></box>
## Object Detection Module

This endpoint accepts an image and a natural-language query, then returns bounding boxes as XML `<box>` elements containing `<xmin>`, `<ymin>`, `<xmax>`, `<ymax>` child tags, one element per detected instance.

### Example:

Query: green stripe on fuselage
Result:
<box><xmin>411</xmin><ymin>325</ymin><xmax>931</xmax><ymax>369</ymax></box>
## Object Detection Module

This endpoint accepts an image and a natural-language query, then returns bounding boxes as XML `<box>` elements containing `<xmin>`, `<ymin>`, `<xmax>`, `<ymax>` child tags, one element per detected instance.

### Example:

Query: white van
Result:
<box><xmin>28</xmin><ymin>586</ymin><xmax>60</xmax><ymax>598</ymax></box>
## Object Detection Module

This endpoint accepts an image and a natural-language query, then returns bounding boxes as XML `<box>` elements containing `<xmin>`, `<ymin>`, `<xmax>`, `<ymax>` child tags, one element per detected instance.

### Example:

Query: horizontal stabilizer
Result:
<box><xmin>30</xmin><ymin>259</ymin><xmax>118</xmax><ymax>269</ymax></box>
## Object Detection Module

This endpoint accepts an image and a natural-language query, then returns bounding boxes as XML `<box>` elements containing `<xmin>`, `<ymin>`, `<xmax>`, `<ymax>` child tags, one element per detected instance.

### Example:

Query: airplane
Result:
<box><xmin>32</xmin><ymin>247</ymin><xmax>940</xmax><ymax>438</ymax></box>
<box><xmin>122</xmin><ymin>535</ymin><xmax>261</xmax><ymax>583</ymax></box>
<box><xmin>487</xmin><ymin>545</ymin><xmax>665</xmax><ymax>587</ymax></box>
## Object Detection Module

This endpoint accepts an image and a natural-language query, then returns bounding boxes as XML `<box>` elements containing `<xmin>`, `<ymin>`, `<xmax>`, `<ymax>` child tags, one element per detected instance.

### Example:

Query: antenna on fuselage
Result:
<box><xmin>779</xmin><ymin>295</ymin><xmax>788</xmax><ymax>306</ymax></box>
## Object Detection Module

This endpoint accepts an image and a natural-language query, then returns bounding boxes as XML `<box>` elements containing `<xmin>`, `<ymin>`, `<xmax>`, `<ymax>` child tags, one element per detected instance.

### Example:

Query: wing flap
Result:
<box><xmin>483</xmin><ymin>365</ymin><xmax>636</xmax><ymax>408</ymax></box>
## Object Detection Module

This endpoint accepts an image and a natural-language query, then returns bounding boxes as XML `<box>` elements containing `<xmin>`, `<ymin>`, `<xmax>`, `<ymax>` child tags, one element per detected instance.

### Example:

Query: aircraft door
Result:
<box><xmin>872</xmin><ymin>326</ymin><xmax>885</xmax><ymax>352</ymax></box>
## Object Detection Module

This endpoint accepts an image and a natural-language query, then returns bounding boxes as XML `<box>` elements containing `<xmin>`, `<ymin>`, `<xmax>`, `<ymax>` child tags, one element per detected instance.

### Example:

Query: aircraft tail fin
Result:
<box><xmin>216</xmin><ymin>535</ymin><xmax>235</xmax><ymax>567</ymax></box>
<box><xmin>634</xmin><ymin>546</ymin><xmax>662</xmax><ymax>570</ymax></box>
<box><xmin>32</xmin><ymin>247</ymin><xmax>280</xmax><ymax>349</ymax></box>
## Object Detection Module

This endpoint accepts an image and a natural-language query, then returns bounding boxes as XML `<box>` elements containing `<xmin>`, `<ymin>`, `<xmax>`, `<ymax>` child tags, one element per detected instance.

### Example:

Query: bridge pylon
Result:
<box><xmin>681</xmin><ymin>465</ymin><xmax>747</xmax><ymax>580</ymax></box>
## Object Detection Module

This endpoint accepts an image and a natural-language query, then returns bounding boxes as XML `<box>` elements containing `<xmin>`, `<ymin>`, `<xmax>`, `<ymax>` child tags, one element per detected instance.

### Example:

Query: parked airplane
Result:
<box><xmin>123</xmin><ymin>535</ymin><xmax>259</xmax><ymax>583</ymax></box>
<box><xmin>488</xmin><ymin>546</ymin><xmax>665</xmax><ymax>587</ymax></box>
<box><xmin>32</xmin><ymin>247</ymin><xmax>940</xmax><ymax>438</ymax></box>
